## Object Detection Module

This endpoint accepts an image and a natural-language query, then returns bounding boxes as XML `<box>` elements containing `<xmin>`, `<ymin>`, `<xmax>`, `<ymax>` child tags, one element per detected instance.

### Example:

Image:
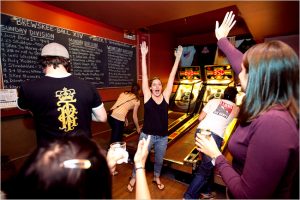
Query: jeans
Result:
<box><xmin>184</xmin><ymin>132</ymin><xmax>223</xmax><ymax>199</ymax></box>
<box><xmin>108</xmin><ymin>115</ymin><xmax>125</xmax><ymax>143</ymax></box>
<box><xmin>132</xmin><ymin>132</ymin><xmax>168</xmax><ymax>178</ymax></box>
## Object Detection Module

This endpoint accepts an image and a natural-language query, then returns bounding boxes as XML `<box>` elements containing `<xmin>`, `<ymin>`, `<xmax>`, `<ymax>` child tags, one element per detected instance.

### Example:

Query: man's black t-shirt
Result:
<box><xmin>18</xmin><ymin>75</ymin><xmax>102</xmax><ymax>146</ymax></box>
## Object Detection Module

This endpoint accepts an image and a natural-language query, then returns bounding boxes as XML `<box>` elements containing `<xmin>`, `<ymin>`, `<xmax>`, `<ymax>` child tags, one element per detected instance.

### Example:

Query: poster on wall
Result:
<box><xmin>0</xmin><ymin>89</ymin><xmax>18</xmax><ymax>108</ymax></box>
<box><xmin>1</xmin><ymin>13</ymin><xmax>137</xmax><ymax>89</ymax></box>
<box><xmin>181</xmin><ymin>46</ymin><xmax>196</xmax><ymax>67</ymax></box>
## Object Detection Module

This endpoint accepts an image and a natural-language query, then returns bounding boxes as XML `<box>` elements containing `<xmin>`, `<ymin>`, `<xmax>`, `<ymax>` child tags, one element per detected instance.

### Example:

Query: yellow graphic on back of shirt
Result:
<box><xmin>56</xmin><ymin>87</ymin><xmax>78</xmax><ymax>132</ymax></box>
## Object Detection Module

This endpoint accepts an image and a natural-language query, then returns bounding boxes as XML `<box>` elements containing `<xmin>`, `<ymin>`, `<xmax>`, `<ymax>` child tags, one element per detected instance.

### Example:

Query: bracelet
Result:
<box><xmin>135</xmin><ymin>166</ymin><xmax>145</xmax><ymax>171</ymax></box>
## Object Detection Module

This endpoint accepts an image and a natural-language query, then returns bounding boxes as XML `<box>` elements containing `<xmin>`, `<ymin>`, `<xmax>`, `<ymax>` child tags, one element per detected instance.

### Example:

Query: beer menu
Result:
<box><xmin>1</xmin><ymin>13</ymin><xmax>137</xmax><ymax>89</ymax></box>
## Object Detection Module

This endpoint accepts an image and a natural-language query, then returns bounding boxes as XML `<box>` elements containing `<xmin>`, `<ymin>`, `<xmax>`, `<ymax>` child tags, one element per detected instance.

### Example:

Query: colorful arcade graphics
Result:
<box><xmin>202</xmin><ymin>64</ymin><xmax>235</xmax><ymax>104</ymax></box>
<box><xmin>178</xmin><ymin>66</ymin><xmax>201</xmax><ymax>80</ymax></box>
<box><xmin>205</xmin><ymin>64</ymin><xmax>233</xmax><ymax>84</ymax></box>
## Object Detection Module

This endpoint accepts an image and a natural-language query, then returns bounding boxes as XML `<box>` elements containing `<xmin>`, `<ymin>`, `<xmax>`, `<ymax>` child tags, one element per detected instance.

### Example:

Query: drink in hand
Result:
<box><xmin>110</xmin><ymin>142</ymin><xmax>128</xmax><ymax>164</ymax></box>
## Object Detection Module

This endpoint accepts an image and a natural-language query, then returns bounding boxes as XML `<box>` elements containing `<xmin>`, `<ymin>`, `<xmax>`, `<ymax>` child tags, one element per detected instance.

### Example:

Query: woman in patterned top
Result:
<box><xmin>108</xmin><ymin>82</ymin><xmax>141</xmax><ymax>144</ymax></box>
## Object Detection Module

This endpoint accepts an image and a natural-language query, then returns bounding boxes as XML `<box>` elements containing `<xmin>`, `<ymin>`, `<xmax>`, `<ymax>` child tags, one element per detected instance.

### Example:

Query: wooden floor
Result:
<box><xmin>112</xmin><ymin>163</ymin><xmax>186</xmax><ymax>199</ymax></box>
<box><xmin>93</xmin><ymin>129</ymin><xmax>227</xmax><ymax>199</ymax></box>
<box><xmin>111</xmin><ymin>162</ymin><xmax>226</xmax><ymax>199</ymax></box>
<box><xmin>1</xmin><ymin>131</ymin><xmax>227</xmax><ymax>199</ymax></box>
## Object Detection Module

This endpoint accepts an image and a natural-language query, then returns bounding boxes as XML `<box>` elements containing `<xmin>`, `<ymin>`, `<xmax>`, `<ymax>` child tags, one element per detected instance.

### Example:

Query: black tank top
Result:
<box><xmin>142</xmin><ymin>96</ymin><xmax>168</xmax><ymax>136</ymax></box>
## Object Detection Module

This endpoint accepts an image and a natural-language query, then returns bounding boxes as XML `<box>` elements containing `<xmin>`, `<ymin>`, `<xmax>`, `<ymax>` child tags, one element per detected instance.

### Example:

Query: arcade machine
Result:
<box><xmin>202</xmin><ymin>64</ymin><xmax>235</xmax><ymax>103</ymax></box>
<box><xmin>168</xmin><ymin>66</ymin><xmax>205</xmax><ymax>134</ymax></box>
<box><xmin>163</xmin><ymin>64</ymin><xmax>236</xmax><ymax>174</ymax></box>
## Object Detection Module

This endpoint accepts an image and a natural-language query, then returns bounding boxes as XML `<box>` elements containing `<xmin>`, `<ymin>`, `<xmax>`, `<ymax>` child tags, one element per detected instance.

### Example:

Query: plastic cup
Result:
<box><xmin>110</xmin><ymin>142</ymin><xmax>127</xmax><ymax>164</ymax></box>
<box><xmin>110</xmin><ymin>141</ymin><xmax>126</xmax><ymax>150</ymax></box>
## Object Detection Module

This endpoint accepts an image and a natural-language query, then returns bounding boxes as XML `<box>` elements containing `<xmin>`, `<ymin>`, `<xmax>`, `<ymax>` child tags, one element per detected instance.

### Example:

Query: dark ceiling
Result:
<box><xmin>44</xmin><ymin>1</ymin><xmax>299</xmax><ymax>43</ymax></box>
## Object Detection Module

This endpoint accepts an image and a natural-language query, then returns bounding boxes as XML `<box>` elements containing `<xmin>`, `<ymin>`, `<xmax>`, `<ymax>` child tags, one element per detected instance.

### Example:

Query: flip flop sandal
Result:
<box><xmin>201</xmin><ymin>193</ymin><xmax>215</xmax><ymax>199</ymax></box>
<box><xmin>127</xmin><ymin>177</ymin><xmax>135</xmax><ymax>192</ymax></box>
<box><xmin>152</xmin><ymin>180</ymin><xmax>165</xmax><ymax>190</ymax></box>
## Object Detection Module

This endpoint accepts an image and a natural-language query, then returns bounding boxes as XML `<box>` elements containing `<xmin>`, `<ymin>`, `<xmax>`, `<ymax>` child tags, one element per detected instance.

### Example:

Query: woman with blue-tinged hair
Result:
<box><xmin>196</xmin><ymin>11</ymin><xmax>299</xmax><ymax>199</ymax></box>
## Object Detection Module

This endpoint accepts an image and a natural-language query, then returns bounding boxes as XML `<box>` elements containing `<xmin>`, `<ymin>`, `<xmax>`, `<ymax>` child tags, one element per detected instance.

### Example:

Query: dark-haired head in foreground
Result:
<box><xmin>9</xmin><ymin>136</ymin><xmax>111</xmax><ymax>199</ymax></box>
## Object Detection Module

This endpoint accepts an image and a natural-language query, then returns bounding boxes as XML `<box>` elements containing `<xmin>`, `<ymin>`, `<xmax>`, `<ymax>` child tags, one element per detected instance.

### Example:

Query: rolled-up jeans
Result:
<box><xmin>184</xmin><ymin>129</ymin><xmax>223</xmax><ymax>199</ymax></box>
<box><xmin>131</xmin><ymin>132</ymin><xmax>168</xmax><ymax>178</ymax></box>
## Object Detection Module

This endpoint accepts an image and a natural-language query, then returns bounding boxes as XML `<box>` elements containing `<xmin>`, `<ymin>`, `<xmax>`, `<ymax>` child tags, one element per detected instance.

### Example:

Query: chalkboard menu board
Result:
<box><xmin>1</xmin><ymin>13</ymin><xmax>137</xmax><ymax>89</ymax></box>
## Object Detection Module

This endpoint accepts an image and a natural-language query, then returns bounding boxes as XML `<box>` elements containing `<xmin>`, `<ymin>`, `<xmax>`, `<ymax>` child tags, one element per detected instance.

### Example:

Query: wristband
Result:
<box><xmin>135</xmin><ymin>166</ymin><xmax>145</xmax><ymax>171</ymax></box>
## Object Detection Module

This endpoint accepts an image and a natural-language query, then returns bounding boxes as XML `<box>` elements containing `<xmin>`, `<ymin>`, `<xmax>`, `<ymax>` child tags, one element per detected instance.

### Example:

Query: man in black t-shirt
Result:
<box><xmin>17</xmin><ymin>42</ymin><xmax>107</xmax><ymax>146</ymax></box>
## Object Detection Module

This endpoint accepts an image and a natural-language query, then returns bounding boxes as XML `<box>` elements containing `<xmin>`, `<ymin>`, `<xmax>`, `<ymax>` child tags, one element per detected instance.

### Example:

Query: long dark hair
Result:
<box><xmin>239</xmin><ymin>40</ymin><xmax>299</xmax><ymax>126</ymax></box>
<box><xmin>9</xmin><ymin>136</ymin><xmax>112</xmax><ymax>199</ymax></box>
<box><xmin>125</xmin><ymin>82</ymin><xmax>140</xmax><ymax>100</ymax></box>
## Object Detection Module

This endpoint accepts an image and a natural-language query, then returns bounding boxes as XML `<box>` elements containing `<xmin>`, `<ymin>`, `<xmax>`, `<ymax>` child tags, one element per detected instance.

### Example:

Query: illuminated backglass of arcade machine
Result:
<box><xmin>169</xmin><ymin>66</ymin><xmax>203</xmax><ymax>118</ymax></box>
<box><xmin>202</xmin><ymin>64</ymin><xmax>235</xmax><ymax>104</ymax></box>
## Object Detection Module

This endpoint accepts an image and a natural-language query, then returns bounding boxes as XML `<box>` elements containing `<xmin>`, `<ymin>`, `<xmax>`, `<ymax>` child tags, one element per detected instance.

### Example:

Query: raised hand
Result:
<box><xmin>215</xmin><ymin>11</ymin><xmax>236</xmax><ymax>40</ymax></box>
<box><xmin>174</xmin><ymin>45</ymin><xmax>183</xmax><ymax>58</ymax></box>
<box><xmin>140</xmin><ymin>41</ymin><xmax>148</xmax><ymax>56</ymax></box>
<box><xmin>134</xmin><ymin>135</ymin><xmax>151</xmax><ymax>168</ymax></box>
